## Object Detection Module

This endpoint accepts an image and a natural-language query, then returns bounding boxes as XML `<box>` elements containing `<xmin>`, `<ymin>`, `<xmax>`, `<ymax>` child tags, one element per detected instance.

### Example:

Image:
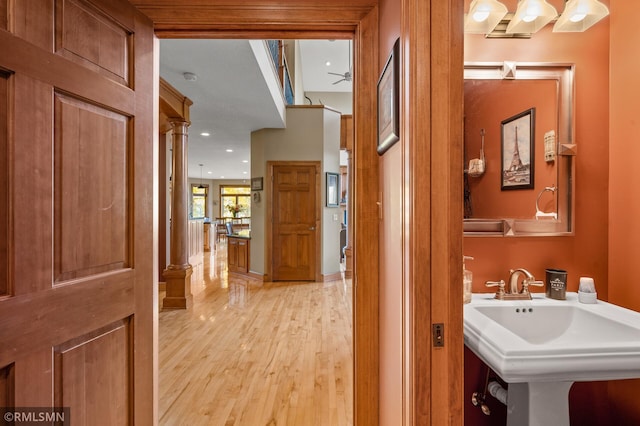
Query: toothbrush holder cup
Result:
<box><xmin>545</xmin><ymin>268</ymin><xmax>567</xmax><ymax>300</ymax></box>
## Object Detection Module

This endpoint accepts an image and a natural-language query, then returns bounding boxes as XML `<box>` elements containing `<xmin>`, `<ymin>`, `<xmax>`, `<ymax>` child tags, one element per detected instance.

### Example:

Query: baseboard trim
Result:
<box><xmin>229</xmin><ymin>270</ymin><xmax>265</xmax><ymax>281</ymax></box>
<box><xmin>322</xmin><ymin>271</ymin><xmax>343</xmax><ymax>282</ymax></box>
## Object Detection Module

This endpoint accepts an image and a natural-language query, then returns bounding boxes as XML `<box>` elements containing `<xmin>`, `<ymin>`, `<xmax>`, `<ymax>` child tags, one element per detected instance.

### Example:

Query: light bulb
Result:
<box><xmin>523</xmin><ymin>2</ymin><xmax>542</xmax><ymax>22</ymax></box>
<box><xmin>569</xmin><ymin>13</ymin><xmax>587</xmax><ymax>22</ymax></box>
<box><xmin>569</xmin><ymin>1</ymin><xmax>589</xmax><ymax>22</ymax></box>
<box><xmin>472</xmin><ymin>10</ymin><xmax>490</xmax><ymax>22</ymax></box>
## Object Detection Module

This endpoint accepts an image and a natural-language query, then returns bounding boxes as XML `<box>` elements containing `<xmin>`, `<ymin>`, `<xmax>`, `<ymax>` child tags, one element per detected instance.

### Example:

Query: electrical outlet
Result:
<box><xmin>333</xmin><ymin>213</ymin><xmax>338</xmax><ymax>221</ymax></box>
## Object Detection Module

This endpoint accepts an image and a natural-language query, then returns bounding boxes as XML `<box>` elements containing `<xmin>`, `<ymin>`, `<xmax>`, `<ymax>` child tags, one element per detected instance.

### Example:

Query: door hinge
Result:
<box><xmin>432</xmin><ymin>323</ymin><xmax>444</xmax><ymax>347</ymax></box>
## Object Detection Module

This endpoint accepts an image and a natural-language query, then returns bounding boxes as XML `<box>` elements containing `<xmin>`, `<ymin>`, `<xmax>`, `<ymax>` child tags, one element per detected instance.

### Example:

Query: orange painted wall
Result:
<box><xmin>463</xmin><ymin>0</ymin><xmax>609</xmax><ymax>298</ymax></box>
<box><xmin>378</xmin><ymin>0</ymin><xmax>403</xmax><ymax>424</ymax></box>
<box><xmin>463</xmin><ymin>0</ymin><xmax>612</xmax><ymax>424</ymax></box>
<box><xmin>608</xmin><ymin>1</ymin><xmax>640</xmax><ymax>424</ymax></box>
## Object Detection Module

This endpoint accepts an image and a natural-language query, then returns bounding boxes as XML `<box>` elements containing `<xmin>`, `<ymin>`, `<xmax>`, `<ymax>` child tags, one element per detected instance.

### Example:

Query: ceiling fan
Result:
<box><xmin>328</xmin><ymin>41</ymin><xmax>352</xmax><ymax>85</ymax></box>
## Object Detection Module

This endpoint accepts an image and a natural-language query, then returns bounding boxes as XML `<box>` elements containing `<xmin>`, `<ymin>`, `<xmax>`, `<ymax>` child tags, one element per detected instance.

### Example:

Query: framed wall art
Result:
<box><xmin>377</xmin><ymin>38</ymin><xmax>400</xmax><ymax>155</ymax></box>
<box><xmin>251</xmin><ymin>177</ymin><xmax>263</xmax><ymax>191</ymax></box>
<box><xmin>501</xmin><ymin>108</ymin><xmax>535</xmax><ymax>190</ymax></box>
<box><xmin>326</xmin><ymin>172</ymin><xmax>339</xmax><ymax>207</ymax></box>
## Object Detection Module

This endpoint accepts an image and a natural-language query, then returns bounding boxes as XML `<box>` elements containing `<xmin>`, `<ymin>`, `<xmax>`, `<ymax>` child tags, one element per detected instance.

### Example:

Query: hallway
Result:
<box><xmin>159</xmin><ymin>241</ymin><xmax>353</xmax><ymax>425</ymax></box>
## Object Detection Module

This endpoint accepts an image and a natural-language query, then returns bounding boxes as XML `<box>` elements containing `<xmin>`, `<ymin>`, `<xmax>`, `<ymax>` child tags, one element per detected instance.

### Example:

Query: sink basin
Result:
<box><xmin>465</xmin><ymin>293</ymin><xmax>640</xmax><ymax>382</ymax></box>
<box><xmin>475</xmin><ymin>304</ymin><xmax>639</xmax><ymax>345</ymax></box>
<box><xmin>464</xmin><ymin>293</ymin><xmax>640</xmax><ymax>426</ymax></box>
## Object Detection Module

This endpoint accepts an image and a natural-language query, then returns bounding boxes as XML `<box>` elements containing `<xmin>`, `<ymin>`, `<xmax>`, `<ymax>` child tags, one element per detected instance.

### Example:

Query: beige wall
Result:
<box><xmin>251</xmin><ymin>105</ymin><xmax>342</xmax><ymax>277</ymax></box>
<box><xmin>378</xmin><ymin>0</ymin><xmax>403</xmax><ymax>422</ymax></box>
<box><xmin>303</xmin><ymin>91</ymin><xmax>353</xmax><ymax>114</ymax></box>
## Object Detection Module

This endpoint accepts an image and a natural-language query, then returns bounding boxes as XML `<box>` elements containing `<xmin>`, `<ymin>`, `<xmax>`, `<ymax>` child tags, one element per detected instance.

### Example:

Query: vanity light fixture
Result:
<box><xmin>553</xmin><ymin>0</ymin><xmax>609</xmax><ymax>32</ymax></box>
<box><xmin>506</xmin><ymin>0</ymin><xmax>558</xmax><ymax>34</ymax></box>
<box><xmin>464</xmin><ymin>0</ymin><xmax>508</xmax><ymax>34</ymax></box>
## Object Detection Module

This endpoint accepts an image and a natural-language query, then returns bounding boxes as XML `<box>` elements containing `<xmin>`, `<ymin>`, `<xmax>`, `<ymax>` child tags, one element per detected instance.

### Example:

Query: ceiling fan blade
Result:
<box><xmin>332</xmin><ymin>78</ymin><xmax>346</xmax><ymax>85</ymax></box>
<box><xmin>328</xmin><ymin>72</ymin><xmax>345</xmax><ymax>77</ymax></box>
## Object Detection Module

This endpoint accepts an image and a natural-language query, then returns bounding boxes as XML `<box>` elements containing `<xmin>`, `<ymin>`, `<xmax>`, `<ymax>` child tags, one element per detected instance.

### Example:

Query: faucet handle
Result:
<box><xmin>527</xmin><ymin>280</ymin><xmax>544</xmax><ymax>287</ymax></box>
<box><xmin>523</xmin><ymin>279</ymin><xmax>544</xmax><ymax>294</ymax></box>
<box><xmin>486</xmin><ymin>280</ymin><xmax>506</xmax><ymax>297</ymax></box>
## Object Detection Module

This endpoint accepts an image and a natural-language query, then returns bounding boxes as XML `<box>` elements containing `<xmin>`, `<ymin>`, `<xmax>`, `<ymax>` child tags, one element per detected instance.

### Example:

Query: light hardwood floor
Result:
<box><xmin>159</xmin><ymin>241</ymin><xmax>353</xmax><ymax>425</ymax></box>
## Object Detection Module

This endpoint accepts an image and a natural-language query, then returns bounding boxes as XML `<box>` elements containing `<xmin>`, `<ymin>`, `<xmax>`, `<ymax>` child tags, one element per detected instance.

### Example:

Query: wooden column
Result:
<box><xmin>162</xmin><ymin>119</ymin><xmax>193</xmax><ymax>309</ymax></box>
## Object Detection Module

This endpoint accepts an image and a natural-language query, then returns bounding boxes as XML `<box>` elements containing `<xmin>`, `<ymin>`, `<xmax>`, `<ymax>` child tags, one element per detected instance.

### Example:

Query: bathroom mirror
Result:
<box><xmin>463</xmin><ymin>62</ymin><xmax>575</xmax><ymax>236</ymax></box>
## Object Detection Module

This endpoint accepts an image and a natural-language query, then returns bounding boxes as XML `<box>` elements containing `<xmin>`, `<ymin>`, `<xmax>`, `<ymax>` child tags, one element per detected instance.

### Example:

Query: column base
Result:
<box><xmin>344</xmin><ymin>246</ymin><xmax>353</xmax><ymax>279</ymax></box>
<box><xmin>162</xmin><ymin>264</ymin><xmax>193</xmax><ymax>310</ymax></box>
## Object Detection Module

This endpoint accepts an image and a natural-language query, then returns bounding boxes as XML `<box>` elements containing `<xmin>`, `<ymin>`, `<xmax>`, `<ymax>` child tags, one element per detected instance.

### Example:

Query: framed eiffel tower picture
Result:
<box><xmin>501</xmin><ymin>108</ymin><xmax>535</xmax><ymax>190</ymax></box>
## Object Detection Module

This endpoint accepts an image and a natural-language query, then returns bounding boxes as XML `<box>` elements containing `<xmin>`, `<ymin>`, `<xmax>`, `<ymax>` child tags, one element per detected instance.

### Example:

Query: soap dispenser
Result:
<box><xmin>463</xmin><ymin>256</ymin><xmax>474</xmax><ymax>304</ymax></box>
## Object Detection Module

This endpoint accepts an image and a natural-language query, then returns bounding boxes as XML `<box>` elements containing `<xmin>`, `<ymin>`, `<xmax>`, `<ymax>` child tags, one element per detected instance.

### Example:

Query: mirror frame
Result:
<box><xmin>463</xmin><ymin>62</ymin><xmax>576</xmax><ymax>237</ymax></box>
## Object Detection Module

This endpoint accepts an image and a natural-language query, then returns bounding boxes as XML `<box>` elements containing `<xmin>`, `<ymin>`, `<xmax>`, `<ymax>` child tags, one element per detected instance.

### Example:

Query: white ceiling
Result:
<box><xmin>159</xmin><ymin>39</ymin><xmax>352</xmax><ymax>180</ymax></box>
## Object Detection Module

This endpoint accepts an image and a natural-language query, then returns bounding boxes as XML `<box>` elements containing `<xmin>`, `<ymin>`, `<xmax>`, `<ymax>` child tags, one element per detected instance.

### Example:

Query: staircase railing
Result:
<box><xmin>266</xmin><ymin>40</ymin><xmax>294</xmax><ymax>105</ymax></box>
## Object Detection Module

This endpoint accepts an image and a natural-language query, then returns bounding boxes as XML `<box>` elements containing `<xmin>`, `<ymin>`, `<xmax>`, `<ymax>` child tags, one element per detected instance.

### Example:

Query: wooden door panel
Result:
<box><xmin>237</xmin><ymin>240</ymin><xmax>248</xmax><ymax>271</ymax></box>
<box><xmin>0</xmin><ymin>0</ymin><xmax>154</xmax><ymax>422</ymax></box>
<box><xmin>228</xmin><ymin>238</ymin><xmax>238</xmax><ymax>271</ymax></box>
<box><xmin>55</xmin><ymin>0</ymin><xmax>132</xmax><ymax>86</ymax></box>
<box><xmin>276</xmin><ymin>233</ymin><xmax>312</xmax><ymax>279</ymax></box>
<box><xmin>0</xmin><ymin>364</ymin><xmax>14</xmax><ymax>407</ymax></box>
<box><xmin>272</xmin><ymin>164</ymin><xmax>318</xmax><ymax>281</ymax></box>
<box><xmin>55</xmin><ymin>319</ymin><xmax>131</xmax><ymax>425</ymax></box>
<box><xmin>54</xmin><ymin>92</ymin><xmax>130</xmax><ymax>283</ymax></box>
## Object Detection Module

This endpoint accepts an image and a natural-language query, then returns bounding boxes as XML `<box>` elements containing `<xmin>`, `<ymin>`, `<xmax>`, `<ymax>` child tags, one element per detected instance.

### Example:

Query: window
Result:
<box><xmin>191</xmin><ymin>184</ymin><xmax>208</xmax><ymax>219</ymax></box>
<box><xmin>220</xmin><ymin>185</ymin><xmax>251</xmax><ymax>218</ymax></box>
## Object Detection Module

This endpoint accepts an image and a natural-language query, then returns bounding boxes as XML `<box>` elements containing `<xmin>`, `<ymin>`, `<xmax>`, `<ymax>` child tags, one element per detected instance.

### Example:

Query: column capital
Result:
<box><xmin>168</xmin><ymin>118</ymin><xmax>191</xmax><ymax>132</ymax></box>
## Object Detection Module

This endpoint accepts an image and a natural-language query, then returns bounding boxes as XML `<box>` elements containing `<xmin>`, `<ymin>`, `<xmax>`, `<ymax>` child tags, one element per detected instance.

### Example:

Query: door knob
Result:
<box><xmin>309</xmin><ymin>226</ymin><xmax>315</xmax><ymax>230</ymax></box>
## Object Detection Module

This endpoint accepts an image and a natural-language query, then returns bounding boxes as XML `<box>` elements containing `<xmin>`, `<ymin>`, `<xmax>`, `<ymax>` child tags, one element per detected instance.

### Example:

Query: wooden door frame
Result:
<box><xmin>134</xmin><ymin>1</ymin><xmax>463</xmax><ymax>424</ymax></box>
<box><xmin>401</xmin><ymin>1</ymin><xmax>464</xmax><ymax>424</ymax></box>
<box><xmin>135</xmin><ymin>4</ymin><xmax>382</xmax><ymax>423</ymax></box>
<box><xmin>265</xmin><ymin>161</ymin><xmax>321</xmax><ymax>282</ymax></box>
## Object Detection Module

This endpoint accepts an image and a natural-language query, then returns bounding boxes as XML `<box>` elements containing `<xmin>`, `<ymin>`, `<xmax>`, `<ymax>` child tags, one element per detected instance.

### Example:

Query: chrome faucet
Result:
<box><xmin>486</xmin><ymin>268</ymin><xmax>544</xmax><ymax>300</ymax></box>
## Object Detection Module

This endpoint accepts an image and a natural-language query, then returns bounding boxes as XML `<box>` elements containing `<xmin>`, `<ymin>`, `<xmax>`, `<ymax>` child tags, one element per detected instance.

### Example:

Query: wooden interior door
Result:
<box><xmin>270</xmin><ymin>162</ymin><xmax>319</xmax><ymax>281</ymax></box>
<box><xmin>0</xmin><ymin>0</ymin><xmax>155</xmax><ymax>423</ymax></box>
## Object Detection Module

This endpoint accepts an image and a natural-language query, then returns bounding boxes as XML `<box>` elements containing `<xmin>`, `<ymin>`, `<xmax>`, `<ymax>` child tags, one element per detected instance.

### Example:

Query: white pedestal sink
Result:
<box><xmin>464</xmin><ymin>293</ymin><xmax>640</xmax><ymax>426</ymax></box>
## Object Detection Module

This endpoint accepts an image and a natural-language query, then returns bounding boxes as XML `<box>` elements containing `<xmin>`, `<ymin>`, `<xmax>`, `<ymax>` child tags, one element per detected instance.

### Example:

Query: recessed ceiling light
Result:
<box><xmin>207</xmin><ymin>171</ymin><xmax>212</xmax><ymax>174</ymax></box>
<box><xmin>183</xmin><ymin>72</ymin><xmax>197</xmax><ymax>81</ymax></box>
<box><xmin>242</xmin><ymin>160</ymin><xmax>249</xmax><ymax>163</ymax></box>
<box><xmin>243</xmin><ymin>171</ymin><xmax>248</xmax><ymax>174</ymax></box>
<box><xmin>200</xmin><ymin>132</ymin><xmax>210</xmax><ymax>137</ymax></box>
<box><xmin>226</xmin><ymin>149</ymin><xmax>233</xmax><ymax>153</ymax></box>
<box><xmin>220</xmin><ymin>176</ymin><xmax>225</xmax><ymax>179</ymax></box>
<box><xmin>325</xmin><ymin>61</ymin><xmax>331</xmax><ymax>67</ymax></box>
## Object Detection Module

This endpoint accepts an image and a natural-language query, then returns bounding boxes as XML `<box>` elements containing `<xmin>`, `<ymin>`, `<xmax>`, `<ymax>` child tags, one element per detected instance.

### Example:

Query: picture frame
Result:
<box><xmin>251</xmin><ymin>177</ymin><xmax>263</xmax><ymax>191</ymax></box>
<box><xmin>377</xmin><ymin>38</ymin><xmax>400</xmax><ymax>155</ymax></box>
<box><xmin>501</xmin><ymin>108</ymin><xmax>535</xmax><ymax>190</ymax></box>
<box><xmin>326</xmin><ymin>172</ymin><xmax>339</xmax><ymax>207</ymax></box>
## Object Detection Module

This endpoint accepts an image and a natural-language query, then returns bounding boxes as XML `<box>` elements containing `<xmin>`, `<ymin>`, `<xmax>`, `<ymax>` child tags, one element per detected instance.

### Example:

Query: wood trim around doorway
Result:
<box><xmin>134</xmin><ymin>2</ymin><xmax>381</xmax><ymax>424</ymax></box>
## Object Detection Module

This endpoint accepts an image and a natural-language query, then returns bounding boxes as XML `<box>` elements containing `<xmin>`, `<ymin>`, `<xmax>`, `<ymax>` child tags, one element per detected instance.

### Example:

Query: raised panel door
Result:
<box><xmin>271</xmin><ymin>163</ymin><xmax>319</xmax><ymax>281</ymax></box>
<box><xmin>0</xmin><ymin>0</ymin><xmax>155</xmax><ymax>422</ymax></box>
